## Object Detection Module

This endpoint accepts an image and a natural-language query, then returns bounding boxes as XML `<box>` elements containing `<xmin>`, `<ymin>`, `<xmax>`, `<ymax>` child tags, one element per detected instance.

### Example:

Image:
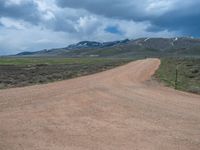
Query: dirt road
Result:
<box><xmin>0</xmin><ymin>58</ymin><xmax>200</xmax><ymax>150</ymax></box>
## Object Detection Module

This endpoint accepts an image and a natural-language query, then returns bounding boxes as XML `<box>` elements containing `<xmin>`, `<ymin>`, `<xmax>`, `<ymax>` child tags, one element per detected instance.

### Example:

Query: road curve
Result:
<box><xmin>0</xmin><ymin>58</ymin><xmax>200</xmax><ymax>150</ymax></box>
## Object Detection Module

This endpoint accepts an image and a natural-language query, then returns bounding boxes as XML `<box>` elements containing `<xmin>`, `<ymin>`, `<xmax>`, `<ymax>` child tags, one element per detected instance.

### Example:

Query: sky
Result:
<box><xmin>0</xmin><ymin>0</ymin><xmax>200</xmax><ymax>55</ymax></box>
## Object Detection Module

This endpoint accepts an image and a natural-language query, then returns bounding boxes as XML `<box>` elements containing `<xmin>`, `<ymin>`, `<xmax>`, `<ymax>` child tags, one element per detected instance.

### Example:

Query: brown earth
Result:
<box><xmin>0</xmin><ymin>58</ymin><xmax>200</xmax><ymax>150</ymax></box>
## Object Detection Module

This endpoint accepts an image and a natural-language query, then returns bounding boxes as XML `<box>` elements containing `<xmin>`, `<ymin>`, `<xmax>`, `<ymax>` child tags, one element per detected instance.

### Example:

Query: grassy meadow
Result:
<box><xmin>0</xmin><ymin>57</ymin><xmax>132</xmax><ymax>89</ymax></box>
<box><xmin>155</xmin><ymin>58</ymin><xmax>200</xmax><ymax>94</ymax></box>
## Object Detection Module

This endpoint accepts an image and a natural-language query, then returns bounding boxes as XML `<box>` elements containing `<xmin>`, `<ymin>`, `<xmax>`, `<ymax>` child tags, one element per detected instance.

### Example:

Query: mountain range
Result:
<box><xmin>16</xmin><ymin>37</ymin><xmax>200</xmax><ymax>58</ymax></box>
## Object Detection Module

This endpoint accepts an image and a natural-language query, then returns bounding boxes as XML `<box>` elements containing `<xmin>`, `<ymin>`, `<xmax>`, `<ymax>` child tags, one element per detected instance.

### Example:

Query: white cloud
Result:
<box><xmin>75</xmin><ymin>16</ymin><xmax>102</xmax><ymax>34</ymax></box>
<box><xmin>0</xmin><ymin>26</ymin><xmax>75</xmax><ymax>55</ymax></box>
<box><xmin>34</xmin><ymin>0</ymin><xmax>56</xmax><ymax>20</ymax></box>
<box><xmin>146</xmin><ymin>0</ymin><xmax>176</xmax><ymax>16</ymax></box>
<box><xmin>0</xmin><ymin>17</ymin><xmax>29</xmax><ymax>30</ymax></box>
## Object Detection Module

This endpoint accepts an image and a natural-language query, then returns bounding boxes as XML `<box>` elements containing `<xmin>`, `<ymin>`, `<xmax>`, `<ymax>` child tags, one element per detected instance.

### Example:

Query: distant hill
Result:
<box><xmin>16</xmin><ymin>37</ymin><xmax>200</xmax><ymax>58</ymax></box>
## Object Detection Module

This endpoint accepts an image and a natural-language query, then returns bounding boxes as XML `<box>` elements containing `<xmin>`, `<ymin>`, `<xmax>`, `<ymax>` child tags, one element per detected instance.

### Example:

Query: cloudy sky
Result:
<box><xmin>0</xmin><ymin>0</ymin><xmax>200</xmax><ymax>55</ymax></box>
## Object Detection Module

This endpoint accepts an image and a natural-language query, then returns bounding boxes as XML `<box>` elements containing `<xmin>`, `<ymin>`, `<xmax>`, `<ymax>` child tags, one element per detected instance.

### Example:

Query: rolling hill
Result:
<box><xmin>16</xmin><ymin>37</ymin><xmax>200</xmax><ymax>58</ymax></box>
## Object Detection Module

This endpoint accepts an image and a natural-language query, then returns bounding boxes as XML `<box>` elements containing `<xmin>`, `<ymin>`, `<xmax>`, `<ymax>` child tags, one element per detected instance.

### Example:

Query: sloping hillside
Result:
<box><xmin>16</xmin><ymin>37</ymin><xmax>200</xmax><ymax>58</ymax></box>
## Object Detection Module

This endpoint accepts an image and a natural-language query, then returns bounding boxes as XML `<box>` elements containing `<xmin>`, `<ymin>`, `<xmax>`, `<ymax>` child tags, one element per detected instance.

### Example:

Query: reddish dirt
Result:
<box><xmin>0</xmin><ymin>58</ymin><xmax>200</xmax><ymax>150</ymax></box>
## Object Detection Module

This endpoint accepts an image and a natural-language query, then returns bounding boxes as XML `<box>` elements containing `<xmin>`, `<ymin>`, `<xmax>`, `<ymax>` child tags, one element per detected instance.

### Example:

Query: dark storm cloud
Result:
<box><xmin>150</xmin><ymin>9</ymin><xmax>200</xmax><ymax>36</ymax></box>
<box><xmin>0</xmin><ymin>1</ymin><xmax>78</xmax><ymax>32</ymax></box>
<box><xmin>56</xmin><ymin>0</ymin><xmax>200</xmax><ymax>36</ymax></box>
<box><xmin>0</xmin><ymin>0</ymin><xmax>41</xmax><ymax>24</ymax></box>
<box><xmin>50</xmin><ymin>18</ymin><xmax>77</xmax><ymax>33</ymax></box>
<box><xmin>1</xmin><ymin>0</ymin><xmax>200</xmax><ymax>35</ymax></box>
<box><xmin>56</xmin><ymin>0</ymin><xmax>146</xmax><ymax>21</ymax></box>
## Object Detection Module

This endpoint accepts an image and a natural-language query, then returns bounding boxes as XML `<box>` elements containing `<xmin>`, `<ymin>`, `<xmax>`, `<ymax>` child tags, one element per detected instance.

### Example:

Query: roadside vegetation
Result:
<box><xmin>155</xmin><ymin>57</ymin><xmax>200</xmax><ymax>94</ymax></box>
<box><xmin>1</xmin><ymin>57</ymin><xmax>200</xmax><ymax>94</ymax></box>
<box><xmin>0</xmin><ymin>57</ymin><xmax>132</xmax><ymax>89</ymax></box>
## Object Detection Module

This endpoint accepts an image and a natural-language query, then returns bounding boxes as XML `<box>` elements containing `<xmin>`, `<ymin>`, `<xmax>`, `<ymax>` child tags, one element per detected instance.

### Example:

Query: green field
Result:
<box><xmin>155</xmin><ymin>58</ymin><xmax>200</xmax><ymax>94</ymax></box>
<box><xmin>0</xmin><ymin>57</ymin><xmax>132</xmax><ymax>89</ymax></box>
<box><xmin>0</xmin><ymin>57</ymin><xmax>132</xmax><ymax>65</ymax></box>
